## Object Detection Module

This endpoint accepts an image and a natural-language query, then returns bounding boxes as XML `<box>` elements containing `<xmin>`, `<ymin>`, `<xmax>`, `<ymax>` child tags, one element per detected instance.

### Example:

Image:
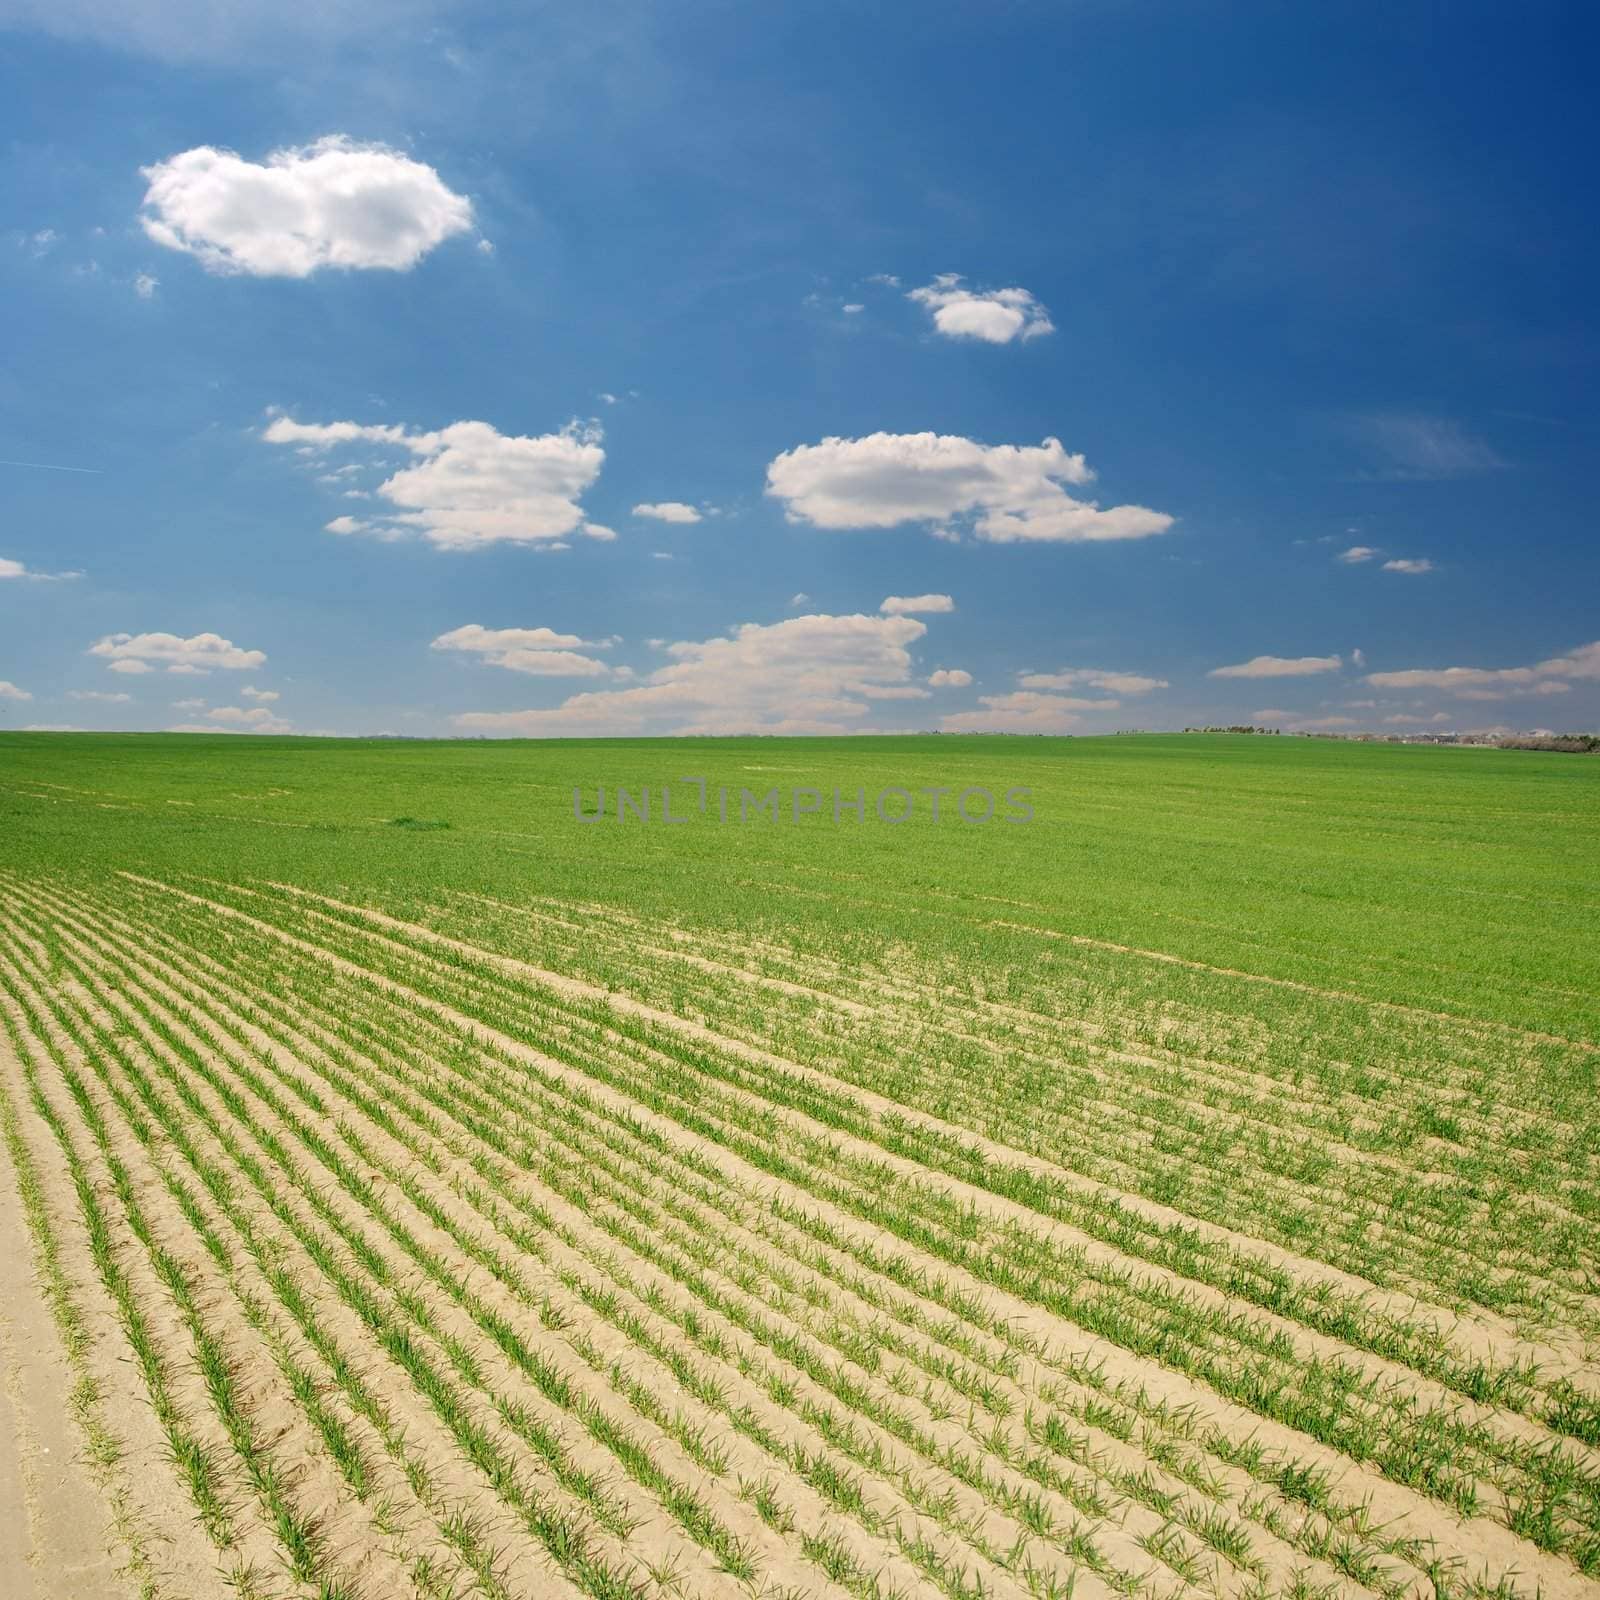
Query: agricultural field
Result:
<box><xmin>0</xmin><ymin>731</ymin><xmax>1597</xmax><ymax>1600</ymax></box>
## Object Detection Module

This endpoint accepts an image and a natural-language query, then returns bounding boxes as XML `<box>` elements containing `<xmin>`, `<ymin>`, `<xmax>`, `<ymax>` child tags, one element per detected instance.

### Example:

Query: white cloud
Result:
<box><xmin>22</xmin><ymin>724</ymin><xmax>80</xmax><ymax>732</ymax></box>
<box><xmin>1338</xmin><ymin>545</ymin><xmax>1378</xmax><ymax>564</ymax></box>
<box><xmin>1017</xmin><ymin>667</ymin><xmax>1168</xmax><ymax>694</ymax></box>
<box><xmin>928</xmin><ymin>668</ymin><xmax>972</xmax><ymax>688</ymax></box>
<box><xmin>201</xmin><ymin>705</ymin><xmax>292</xmax><ymax>732</ymax></box>
<box><xmin>454</xmin><ymin>611</ymin><xmax>930</xmax><ymax>737</ymax></box>
<box><xmin>1382</xmin><ymin>558</ymin><xmax>1434</xmax><ymax>575</ymax></box>
<box><xmin>134</xmin><ymin>272</ymin><xmax>158</xmax><ymax>299</ymax></box>
<box><xmin>842</xmin><ymin>303</ymin><xmax>864</xmax><ymax>314</ymax></box>
<box><xmin>0</xmin><ymin>556</ymin><xmax>82</xmax><ymax>581</ymax></box>
<box><xmin>264</xmin><ymin>414</ymin><xmax>604</xmax><ymax>549</ymax></box>
<box><xmin>880</xmin><ymin>593</ymin><xmax>953</xmax><ymax>615</ymax></box>
<box><xmin>90</xmin><ymin>631</ymin><xmax>265</xmax><ymax>674</ymax></box>
<box><xmin>171</xmin><ymin>697</ymin><xmax>206</xmax><ymax>711</ymax></box>
<box><xmin>1208</xmin><ymin>654</ymin><xmax>1341</xmax><ymax>679</ymax></box>
<box><xmin>0</xmin><ymin>680</ymin><xmax>33</xmax><ymax>701</ymax></box>
<box><xmin>67</xmin><ymin>690</ymin><xmax>132</xmax><ymax>703</ymax></box>
<box><xmin>581</xmin><ymin>523</ymin><xmax>617</xmax><ymax>542</ymax></box>
<box><xmin>1384</xmin><ymin>712</ymin><xmax>1452</xmax><ymax>726</ymax></box>
<box><xmin>908</xmin><ymin>275</ymin><xmax>1054</xmax><ymax>344</ymax></box>
<box><xmin>789</xmin><ymin>593</ymin><xmax>811</xmax><ymax>607</ymax></box>
<box><xmin>431</xmin><ymin>623</ymin><xmax>613</xmax><ymax>678</ymax></box>
<box><xmin>766</xmin><ymin>432</ymin><xmax>1173</xmax><ymax>544</ymax></box>
<box><xmin>632</xmin><ymin>502</ymin><xmax>702</xmax><ymax>524</ymax></box>
<box><xmin>240</xmin><ymin>685</ymin><xmax>278</xmax><ymax>702</ymax></box>
<box><xmin>141</xmin><ymin>137</ymin><xmax>473</xmax><ymax>278</ymax></box>
<box><xmin>941</xmin><ymin>691</ymin><xmax>1112</xmax><ymax>734</ymax></box>
<box><xmin>1352</xmin><ymin>648</ymin><xmax>1367</xmax><ymax>669</ymax></box>
<box><xmin>1366</xmin><ymin>640</ymin><xmax>1600</xmax><ymax>699</ymax></box>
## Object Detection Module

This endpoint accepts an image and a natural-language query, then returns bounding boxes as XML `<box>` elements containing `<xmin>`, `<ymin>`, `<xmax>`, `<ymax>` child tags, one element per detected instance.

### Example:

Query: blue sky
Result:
<box><xmin>3</xmin><ymin>0</ymin><xmax>1597</xmax><ymax>737</ymax></box>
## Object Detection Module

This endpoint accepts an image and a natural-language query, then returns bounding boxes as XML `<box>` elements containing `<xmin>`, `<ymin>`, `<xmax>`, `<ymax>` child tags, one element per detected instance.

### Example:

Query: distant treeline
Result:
<box><xmin>1185</xmin><ymin>725</ymin><xmax>1279</xmax><ymax>735</ymax></box>
<box><xmin>1495</xmin><ymin>733</ymin><xmax>1600</xmax><ymax>754</ymax></box>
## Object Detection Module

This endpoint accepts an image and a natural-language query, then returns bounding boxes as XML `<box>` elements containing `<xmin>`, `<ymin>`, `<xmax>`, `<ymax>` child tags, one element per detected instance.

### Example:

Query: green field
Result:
<box><xmin>1</xmin><ymin>732</ymin><xmax>1597</xmax><ymax>1600</ymax></box>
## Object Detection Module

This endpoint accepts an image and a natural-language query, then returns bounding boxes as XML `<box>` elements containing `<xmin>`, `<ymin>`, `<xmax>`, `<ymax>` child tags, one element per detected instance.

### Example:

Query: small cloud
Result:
<box><xmin>430</xmin><ymin>623</ymin><xmax>613</xmax><ymax>678</ymax></box>
<box><xmin>768</xmin><ymin>432</ymin><xmax>1171</xmax><ymax>544</ymax></box>
<box><xmin>1209</xmin><ymin>654</ymin><xmax>1341</xmax><ymax>679</ymax></box>
<box><xmin>651</xmin><ymin>551</ymin><xmax>673</xmax><ymax>561</ymax></box>
<box><xmin>134</xmin><ymin>272</ymin><xmax>159</xmax><ymax>299</ymax></box>
<box><xmin>475</xmin><ymin>237</ymin><xmax>495</xmax><ymax>255</ymax></box>
<box><xmin>1352</xmin><ymin>648</ymin><xmax>1367</xmax><ymax>669</ymax></box>
<box><xmin>941</xmin><ymin>690</ymin><xmax>1110</xmax><ymax>734</ymax></box>
<box><xmin>240</xmin><ymin>685</ymin><xmax>279</xmax><ymax>702</ymax></box>
<box><xmin>880</xmin><ymin>593</ymin><xmax>954</xmax><ymax>616</ymax></box>
<box><xmin>1382</xmin><ymin>558</ymin><xmax>1434</xmax><ymax>575</ymax></box>
<box><xmin>866</xmin><ymin>273</ymin><xmax>901</xmax><ymax>288</ymax></box>
<box><xmin>928</xmin><ymin>668</ymin><xmax>972</xmax><ymax>688</ymax></box>
<box><xmin>203</xmin><ymin>705</ymin><xmax>292</xmax><ymax>732</ymax></box>
<box><xmin>789</xmin><ymin>592</ymin><xmax>811</xmax><ymax>607</ymax></box>
<box><xmin>1338</xmin><ymin>546</ymin><xmax>1379</xmax><ymax>564</ymax></box>
<box><xmin>0</xmin><ymin>679</ymin><xmax>33</xmax><ymax>701</ymax></box>
<box><xmin>0</xmin><ymin>556</ymin><xmax>83</xmax><ymax>582</ymax></box>
<box><xmin>1018</xmin><ymin>668</ymin><xmax>1168</xmax><ymax>695</ymax></box>
<box><xmin>580</xmin><ymin>522</ymin><xmax>617</xmax><ymax>542</ymax></box>
<box><xmin>171</xmin><ymin>697</ymin><xmax>206</xmax><ymax>711</ymax></box>
<box><xmin>632</xmin><ymin>502</ymin><xmax>702</xmax><ymax>524</ymax></box>
<box><xmin>842</xmin><ymin>303</ymin><xmax>864</xmax><ymax>314</ymax></box>
<box><xmin>90</xmin><ymin>630</ymin><xmax>266</xmax><ymax>674</ymax></box>
<box><xmin>67</xmin><ymin>690</ymin><xmax>132</xmax><ymax>703</ymax></box>
<box><xmin>908</xmin><ymin>274</ymin><xmax>1054</xmax><ymax>344</ymax></box>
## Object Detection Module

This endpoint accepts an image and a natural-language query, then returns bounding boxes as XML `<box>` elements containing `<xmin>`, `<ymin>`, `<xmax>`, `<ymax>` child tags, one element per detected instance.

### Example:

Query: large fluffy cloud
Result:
<box><xmin>1366</xmin><ymin>640</ymin><xmax>1600</xmax><ymax>700</ymax></box>
<box><xmin>264</xmin><ymin>415</ymin><xmax>607</xmax><ymax>549</ymax></box>
<box><xmin>141</xmin><ymin>137</ymin><xmax>474</xmax><ymax>277</ymax></box>
<box><xmin>431</xmin><ymin>624</ymin><xmax>613</xmax><ymax>677</ymax></box>
<box><xmin>908</xmin><ymin>276</ymin><xmax>1054</xmax><ymax>344</ymax></box>
<box><xmin>454</xmin><ymin>611</ymin><xmax>929</xmax><ymax>736</ymax></box>
<box><xmin>1208</xmin><ymin>654</ymin><xmax>1341</xmax><ymax>679</ymax></box>
<box><xmin>89</xmin><ymin>631</ymin><xmax>265</xmax><ymax>675</ymax></box>
<box><xmin>766</xmin><ymin>432</ymin><xmax>1173</xmax><ymax>544</ymax></box>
